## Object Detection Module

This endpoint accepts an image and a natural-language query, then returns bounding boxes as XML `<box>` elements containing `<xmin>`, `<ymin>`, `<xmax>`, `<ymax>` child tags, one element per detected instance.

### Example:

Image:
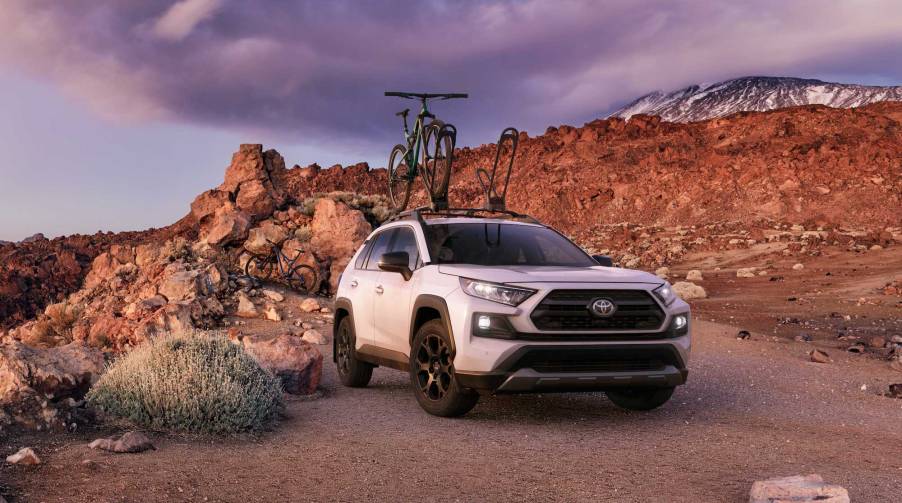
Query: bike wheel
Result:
<box><xmin>286</xmin><ymin>264</ymin><xmax>318</xmax><ymax>293</ymax></box>
<box><xmin>388</xmin><ymin>144</ymin><xmax>413</xmax><ymax>211</ymax></box>
<box><xmin>421</xmin><ymin>122</ymin><xmax>454</xmax><ymax>201</ymax></box>
<box><xmin>244</xmin><ymin>254</ymin><xmax>274</xmax><ymax>281</ymax></box>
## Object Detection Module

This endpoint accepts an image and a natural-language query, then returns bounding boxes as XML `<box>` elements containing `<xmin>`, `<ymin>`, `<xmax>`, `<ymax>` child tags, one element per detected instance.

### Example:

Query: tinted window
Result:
<box><xmin>423</xmin><ymin>223</ymin><xmax>595</xmax><ymax>267</ymax></box>
<box><xmin>364</xmin><ymin>229</ymin><xmax>395</xmax><ymax>271</ymax></box>
<box><xmin>389</xmin><ymin>227</ymin><xmax>420</xmax><ymax>270</ymax></box>
<box><xmin>354</xmin><ymin>239</ymin><xmax>373</xmax><ymax>269</ymax></box>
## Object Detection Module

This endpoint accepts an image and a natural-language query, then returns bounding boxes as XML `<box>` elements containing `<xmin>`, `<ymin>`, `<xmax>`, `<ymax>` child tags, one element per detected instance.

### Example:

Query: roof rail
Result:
<box><xmin>384</xmin><ymin>206</ymin><xmax>541</xmax><ymax>225</ymax></box>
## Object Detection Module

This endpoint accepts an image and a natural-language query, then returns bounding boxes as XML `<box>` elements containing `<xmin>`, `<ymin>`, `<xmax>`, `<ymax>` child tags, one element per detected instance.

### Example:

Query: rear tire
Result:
<box><xmin>287</xmin><ymin>264</ymin><xmax>317</xmax><ymax>293</ymax></box>
<box><xmin>388</xmin><ymin>144</ymin><xmax>413</xmax><ymax>211</ymax></box>
<box><xmin>409</xmin><ymin>319</ymin><xmax>478</xmax><ymax>417</ymax></box>
<box><xmin>335</xmin><ymin>317</ymin><xmax>373</xmax><ymax>387</ymax></box>
<box><xmin>421</xmin><ymin>122</ymin><xmax>454</xmax><ymax>202</ymax></box>
<box><xmin>606</xmin><ymin>386</ymin><xmax>675</xmax><ymax>411</ymax></box>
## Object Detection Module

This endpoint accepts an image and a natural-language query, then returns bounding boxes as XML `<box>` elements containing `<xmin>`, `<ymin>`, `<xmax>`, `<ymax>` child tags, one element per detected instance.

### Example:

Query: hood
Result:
<box><xmin>436</xmin><ymin>264</ymin><xmax>663</xmax><ymax>285</ymax></box>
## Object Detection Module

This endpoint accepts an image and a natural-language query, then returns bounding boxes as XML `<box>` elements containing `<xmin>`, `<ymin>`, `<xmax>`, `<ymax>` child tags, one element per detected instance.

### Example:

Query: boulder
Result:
<box><xmin>672</xmin><ymin>281</ymin><xmax>707</xmax><ymax>300</ymax></box>
<box><xmin>685</xmin><ymin>269</ymin><xmax>704</xmax><ymax>281</ymax></box>
<box><xmin>220</xmin><ymin>144</ymin><xmax>269</xmax><ymax>193</ymax></box>
<box><xmin>89</xmin><ymin>432</ymin><xmax>155</xmax><ymax>454</ymax></box>
<box><xmin>190</xmin><ymin>189</ymin><xmax>232</xmax><ymax>222</ymax></box>
<box><xmin>309</xmin><ymin>198</ymin><xmax>371</xmax><ymax>260</ymax></box>
<box><xmin>159</xmin><ymin>269</ymin><xmax>201</xmax><ymax>302</ymax></box>
<box><xmin>235</xmin><ymin>179</ymin><xmax>275</xmax><ymax>220</ymax></box>
<box><xmin>201</xmin><ymin>208</ymin><xmax>251</xmax><ymax>247</ymax></box>
<box><xmin>792</xmin><ymin>262</ymin><xmax>805</xmax><ymax>271</ymax></box>
<box><xmin>262</xmin><ymin>289</ymin><xmax>284</xmax><ymax>302</ymax></box>
<box><xmin>5</xmin><ymin>447</ymin><xmax>40</xmax><ymax>465</ymax></box>
<box><xmin>654</xmin><ymin>266</ymin><xmax>669</xmax><ymax>279</ymax></box>
<box><xmin>749</xmin><ymin>474</ymin><xmax>848</xmax><ymax>503</ymax></box>
<box><xmin>0</xmin><ymin>341</ymin><xmax>105</xmax><ymax>431</ymax></box>
<box><xmin>242</xmin><ymin>334</ymin><xmax>323</xmax><ymax>394</ymax></box>
<box><xmin>244</xmin><ymin>220</ymin><xmax>289</xmax><ymax>255</ymax></box>
<box><xmin>135</xmin><ymin>243</ymin><xmax>164</xmax><ymax>268</ymax></box>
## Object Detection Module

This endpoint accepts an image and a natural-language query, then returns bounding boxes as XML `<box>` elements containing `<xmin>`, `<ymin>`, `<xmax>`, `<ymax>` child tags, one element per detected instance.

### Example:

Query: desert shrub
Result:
<box><xmin>87</xmin><ymin>332</ymin><xmax>283</xmax><ymax>434</ymax></box>
<box><xmin>22</xmin><ymin>302</ymin><xmax>83</xmax><ymax>347</ymax></box>
<box><xmin>163</xmin><ymin>237</ymin><xmax>191</xmax><ymax>262</ymax></box>
<box><xmin>293</xmin><ymin>225</ymin><xmax>312</xmax><ymax>243</ymax></box>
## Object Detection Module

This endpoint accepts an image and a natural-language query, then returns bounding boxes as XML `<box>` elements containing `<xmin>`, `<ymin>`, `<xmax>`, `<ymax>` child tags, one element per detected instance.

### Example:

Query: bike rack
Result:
<box><xmin>428</xmin><ymin>122</ymin><xmax>458</xmax><ymax>211</ymax></box>
<box><xmin>476</xmin><ymin>127</ymin><xmax>519</xmax><ymax>211</ymax></box>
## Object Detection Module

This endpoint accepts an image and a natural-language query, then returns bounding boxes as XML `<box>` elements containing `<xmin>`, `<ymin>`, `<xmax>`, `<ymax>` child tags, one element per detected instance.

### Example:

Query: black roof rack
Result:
<box><xmin>384</xmin><ymin>206</ymin><xmax>541</xmax><ymax>225</ymax></box>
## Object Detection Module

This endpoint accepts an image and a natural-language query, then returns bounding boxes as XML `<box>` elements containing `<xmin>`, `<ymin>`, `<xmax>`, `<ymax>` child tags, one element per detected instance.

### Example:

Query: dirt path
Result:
<box><xmin>3</xmin><ymin>318</ymin><xmax>901</xmax><ymax>502</ymax></box>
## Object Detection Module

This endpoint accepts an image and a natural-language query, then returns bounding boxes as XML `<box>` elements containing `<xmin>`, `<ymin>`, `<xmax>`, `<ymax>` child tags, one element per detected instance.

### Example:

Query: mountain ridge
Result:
<box><xmin>610</xmin><ymin>76</ymin><xmax>902</xmax><ymax>122</ymax></box>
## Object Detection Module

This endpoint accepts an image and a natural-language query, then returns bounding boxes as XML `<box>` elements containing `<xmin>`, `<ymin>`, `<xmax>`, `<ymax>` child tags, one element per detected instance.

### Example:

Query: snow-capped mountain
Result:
<box><xmin>610</xmin><ymin>76</ymin><xmax>902</xmax><ymax>122</ymax></box>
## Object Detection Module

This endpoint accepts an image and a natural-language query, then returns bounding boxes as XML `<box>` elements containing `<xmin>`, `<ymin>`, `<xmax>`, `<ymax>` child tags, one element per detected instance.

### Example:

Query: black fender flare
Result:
<box><xmin>409</xmin><ymin>294</ymin><xmax>456</xmax><ymax>353</ymax></box>
<box><xmin>332</xmin><ymin>297</ymin><xmax>354</xmax><ymax>362</ymax></box>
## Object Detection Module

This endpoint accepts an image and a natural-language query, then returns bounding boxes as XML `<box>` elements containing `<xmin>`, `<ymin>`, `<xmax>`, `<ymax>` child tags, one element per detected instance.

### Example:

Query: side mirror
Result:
<box><xmin>378</xmin><ymin>251</ymin><xmax>412</xmax><ymax>280</ymax></box>
<box><xmin>592</xmin><ymin>254</ymin><xmax>614</xmax><ymax>267</ymax></box>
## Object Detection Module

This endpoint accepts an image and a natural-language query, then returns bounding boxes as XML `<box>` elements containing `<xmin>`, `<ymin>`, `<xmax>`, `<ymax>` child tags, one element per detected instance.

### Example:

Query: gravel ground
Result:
<box><xmin>3</xmin><ymin>320</ymin><xmax>901</xmax><ymax>502</ymax></box>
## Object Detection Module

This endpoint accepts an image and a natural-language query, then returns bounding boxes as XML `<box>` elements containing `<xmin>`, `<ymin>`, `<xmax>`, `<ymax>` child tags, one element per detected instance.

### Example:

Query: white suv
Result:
<box><xmin>332</xmin><ymin>209</ymin><xmax>690</xmax><ymax>417</ymax></box>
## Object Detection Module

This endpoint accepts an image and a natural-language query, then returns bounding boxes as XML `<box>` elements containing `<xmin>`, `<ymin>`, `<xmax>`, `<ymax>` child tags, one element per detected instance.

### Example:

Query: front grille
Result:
<box><xmin>510</xmin><ymin>346</ymin><xmax>679</xmax><ymax>374</ymax></box>
<box><xmin>530</xmin><ymin>289</ymin><xmax>665</xmax><ymax>331</ymax></box>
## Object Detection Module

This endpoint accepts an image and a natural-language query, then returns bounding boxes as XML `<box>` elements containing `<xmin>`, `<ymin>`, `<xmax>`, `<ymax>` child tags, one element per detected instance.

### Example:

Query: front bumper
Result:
<box><xmin>455</xmin><ymin>343</ymin><xmax>689</xmax><ymax>393</ymax></box>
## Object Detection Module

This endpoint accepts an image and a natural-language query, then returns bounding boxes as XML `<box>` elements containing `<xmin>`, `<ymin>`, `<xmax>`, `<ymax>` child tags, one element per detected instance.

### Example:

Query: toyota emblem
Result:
<box><xmin>590</xmin><ymin>298</ymin><xmax>617</xmax><ymax>317</ymax></box>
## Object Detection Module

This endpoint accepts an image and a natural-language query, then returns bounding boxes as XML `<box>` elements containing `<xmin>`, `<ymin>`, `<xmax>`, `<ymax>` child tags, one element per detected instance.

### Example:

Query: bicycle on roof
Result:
<box><xmin>384</xmin><ymin>91</ymin><xmax>467</xmax><ymax>211</ymax></box>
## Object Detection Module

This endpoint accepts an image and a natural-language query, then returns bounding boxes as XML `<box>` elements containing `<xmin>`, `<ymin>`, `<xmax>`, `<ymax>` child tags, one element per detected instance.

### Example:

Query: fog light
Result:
<box><xmin>477</xmin><ymin>315</ymin><xmax>492</xmax><ymax>330</ymax></box>
<box><xmin>472</xmin><ymin>313</ymin><xmax>517</xmax><ymax>339</ymax></box>
<box><xmin>673</xmin><ymin>315</ymin><xmax>687</xmax><ymax>330</ymax></box>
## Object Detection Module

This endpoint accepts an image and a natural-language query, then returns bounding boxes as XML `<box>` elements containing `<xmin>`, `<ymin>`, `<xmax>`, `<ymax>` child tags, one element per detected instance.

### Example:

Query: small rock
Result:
<box><xmin>866</xmin><ymin>335</ymin><xmax>887</xmax><ymax>349</ymax></box>
<box><xmin>89</xmin><ymin>432</ymin><xmax>155</xmax><ymax>454</ymax></box>
<box><xmin>749</xmin><ymin>474</ymin><xmax>848</xmax><ymax>503</ymax></box>
<box><xmin>794</xmin><ymin>334</ymin><xmax>812</xmax><ymax>342</ymax></box>
<box><xmin>236</xmin><ymin>291</ymin><xmax>258</xmax><ymax>318</ymax></box>
<box><xmin>6</xmin><ymin>447</ymin><xmax>40</xmax><ymax>465</ymax></box>
<box><xmin>671</xmin><ymin>281</ymin><xmax>707</xmax><ymax>300</ymax></box>
<box><xmin>302</xmin><ymin>322</ymin><xmax>313</xmax><ymax>330</ymax></box>
<box><xmin>736</xmin><ymin>267</ymin><xmax>757</xmax><ymax>278</ymax></box>
<box><xmin>737</xmin><ymin>330</ymin><xmax>751</xmax><ymax>340</ymax></box>
<box><xmin>302</xmin><ymin>329</ymin><xmax>328</xmax><ymax>345</ymax></box>
<box><xmin>685</xmin><ymin>269</ymin><xmax>703</xmax><ymax>282</ymax></box>
<box><xmin>299</xmin><ymin>298</ymin><xmax>321</xmax><ymax>313</ymax></box>
<box><xmin>264</xmin><ymin>304</ymin><xmax>282</xmax><ymax>322</ymax></box>
<box><xmin>792</xmin><ymin>263</ymin><xmax>805</xmax><ymax>271</ymax></box>
<box><xmin>261</xmin><ymin>289</ymin><xmax>284</xmax><ymax>302</ymax></box>
<box><xmin>809</xmin><ymin>349</ymin><xmax>830</xmax><ymax>363</ymax></box>
<box><xmin>887</xmin><ymin>383</ymin><xmax>902</xmax><ymax>398</ymax></box>
<box><xmin>846</xmin><ymin>343</ymin><xmax>865</xmax><ymax>353</ymax></box>
<box><xmin>319</xmin><ymin>307</ymin><xmax>331</xmax><ymax>314</ymax></box>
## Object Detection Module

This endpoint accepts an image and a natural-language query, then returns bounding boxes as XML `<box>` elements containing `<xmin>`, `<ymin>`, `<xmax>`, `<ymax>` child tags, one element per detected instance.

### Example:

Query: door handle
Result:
<box><xmin>350</xmin><ymin>280</ymin><xmax>358</xmax><ymax>288</ymax></box>
<box><xmin>375</xmin><ymin>285</ymin><xmax>384</xmax><ymax>294</ymax></box>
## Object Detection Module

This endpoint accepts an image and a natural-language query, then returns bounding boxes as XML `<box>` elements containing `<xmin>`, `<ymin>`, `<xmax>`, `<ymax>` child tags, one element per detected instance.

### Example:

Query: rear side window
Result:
<box><xmin>364</xmin><ymin>229</ymin><xmax>395</xmax><ymax>271</ymax></box>
<box><xmin>354</xmin><ymin>239</ymin><xmax>373</xmax><ymax>269</ymax></box>
<box><xmin>389</xmin><ymin>227</ymin><xmax>420</xmax><ymax>270</ymax></box>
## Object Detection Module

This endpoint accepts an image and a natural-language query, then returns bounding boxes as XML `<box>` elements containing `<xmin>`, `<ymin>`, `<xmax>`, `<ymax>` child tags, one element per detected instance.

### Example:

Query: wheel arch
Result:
<box><xmin>409</xmin><ymin>294</ymin><xmax>456</xmax><ymax>352</ymax></box>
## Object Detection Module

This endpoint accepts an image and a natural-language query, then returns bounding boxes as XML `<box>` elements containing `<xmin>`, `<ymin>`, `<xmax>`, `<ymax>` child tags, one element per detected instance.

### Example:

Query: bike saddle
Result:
<box><xmin>395</xmin><ymin>108</ymin><xmax>409</xmax><ymax>117</ymax></box>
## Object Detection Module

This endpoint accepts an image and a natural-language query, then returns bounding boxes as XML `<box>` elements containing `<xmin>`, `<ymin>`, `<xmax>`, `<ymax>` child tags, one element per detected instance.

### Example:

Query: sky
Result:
<box><xmin>1</xmin><ymin>0</ymin><xmax>901</xmax><ymax>241</ymax></box>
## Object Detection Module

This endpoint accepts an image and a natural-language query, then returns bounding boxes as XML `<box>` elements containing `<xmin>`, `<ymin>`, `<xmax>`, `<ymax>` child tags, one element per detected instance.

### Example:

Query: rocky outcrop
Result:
<box><xmin>0</xmin><ymin>340</ymin><xmax>105</xmax><ymax>431</ymax></box>
<box><xmin>241</xmin><ymin>334</ymin><xmax>323</xmax><ymax>395</ymax></box>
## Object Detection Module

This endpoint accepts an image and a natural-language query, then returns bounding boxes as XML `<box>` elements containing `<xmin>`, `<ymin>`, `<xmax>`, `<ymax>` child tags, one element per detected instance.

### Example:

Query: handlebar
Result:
<box><xmin>385</xmin><ymin>91</ymin><xmax>468</xmax><ymax>100</ymax></box>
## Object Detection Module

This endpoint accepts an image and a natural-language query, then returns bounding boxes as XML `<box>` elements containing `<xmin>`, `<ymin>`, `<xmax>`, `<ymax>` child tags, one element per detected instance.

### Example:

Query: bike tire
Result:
<box><xmin>388</xmin><ymin>143</ymin><xmax>413</xmax><ymax>211</ymax></box>
<box><xmin>422</xmin><ymin>122</ymin><xmax>454</xmax><ymax>201</ymax></box>
<box><xmin>286</xmin><ymin>264</ymin><xmax>318</xmax><ymax>293</ymax></box>
<box><xmin>244</xmin><ymin>254</ymin><xmax>274</xmax><ymax>281</ymax></box>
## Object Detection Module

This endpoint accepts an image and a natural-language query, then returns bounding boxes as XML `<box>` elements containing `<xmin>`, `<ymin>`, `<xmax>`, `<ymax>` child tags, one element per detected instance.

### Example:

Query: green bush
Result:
<box><xmin>87</xmin><ymin>332</ymin><xmax>283</xmax><ymax>433</ymax></box>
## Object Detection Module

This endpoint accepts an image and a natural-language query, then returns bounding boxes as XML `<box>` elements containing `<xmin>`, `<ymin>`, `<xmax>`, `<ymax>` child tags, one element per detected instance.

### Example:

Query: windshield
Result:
<box><xmin>423</xmin><ymin>222</ymin><xmax>596</xmax><ymax>267</ymax></box>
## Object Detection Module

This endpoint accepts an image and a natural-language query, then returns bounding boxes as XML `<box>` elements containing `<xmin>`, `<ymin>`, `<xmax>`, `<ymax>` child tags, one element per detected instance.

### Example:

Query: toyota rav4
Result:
<box><xmin>332</xmin><ymin>209</ymin><xmax>690</xmax><ymax>417</ymax></box>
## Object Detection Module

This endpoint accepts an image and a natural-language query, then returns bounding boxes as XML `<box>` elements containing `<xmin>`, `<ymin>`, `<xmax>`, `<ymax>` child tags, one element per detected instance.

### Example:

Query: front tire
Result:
<box><xmin>606</xmin><ymin>387</ymin><xmax>675</xmax><ymax>411</ymax></box>
<box><xmin>409</xmin><ymin>320</ymin><xmax>478</xmax><ymax>417</ymax></box>
<box><xmin>335</xmin><ymin>317</ymin><xmax>373</xmax><ymax>387</ymax></box>
<box><xmin>387</xmin><ymin>144</ymin><xmax>413</xmax><ymax>211</ymax></box>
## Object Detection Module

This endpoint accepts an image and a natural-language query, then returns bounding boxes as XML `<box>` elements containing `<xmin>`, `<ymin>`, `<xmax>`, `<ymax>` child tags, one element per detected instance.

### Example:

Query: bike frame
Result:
<box><xmin>400</xmin><ymin>97</ymin><xmax>433</xmax><ymax>181</ymax></box>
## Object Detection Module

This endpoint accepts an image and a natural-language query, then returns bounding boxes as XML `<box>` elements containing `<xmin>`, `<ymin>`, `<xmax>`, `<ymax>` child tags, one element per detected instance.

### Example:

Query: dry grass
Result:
<box><xmin>87</xmin><ymin>331</ymin><xmax>283</xmax><ymax>434</ymax></box>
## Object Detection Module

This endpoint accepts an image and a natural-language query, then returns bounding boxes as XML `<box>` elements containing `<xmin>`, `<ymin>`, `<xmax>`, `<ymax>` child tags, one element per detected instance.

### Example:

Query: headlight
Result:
<box><xmin>653</xmin><ymin>282</ymin><xmax>677</xmax><ymax>306</ymax></box>
<box><xmin>459</xmin><ymin>277</ymin><xmax>535</xmax><ymax>306</ymax></box>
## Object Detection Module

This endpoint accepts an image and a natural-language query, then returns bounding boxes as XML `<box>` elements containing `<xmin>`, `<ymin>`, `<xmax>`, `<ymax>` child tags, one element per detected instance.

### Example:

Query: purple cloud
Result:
<box><xmin>1</xmin><ymin>0</ymin><xmax>901</xmax><ymax>150</ymax></box>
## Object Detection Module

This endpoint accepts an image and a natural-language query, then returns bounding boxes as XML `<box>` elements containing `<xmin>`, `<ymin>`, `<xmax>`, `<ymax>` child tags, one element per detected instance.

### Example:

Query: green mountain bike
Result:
<box><xmin>384</xmin><ymin>91</ymin><xmax>467</xmax><ymax>210</ymax></box>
